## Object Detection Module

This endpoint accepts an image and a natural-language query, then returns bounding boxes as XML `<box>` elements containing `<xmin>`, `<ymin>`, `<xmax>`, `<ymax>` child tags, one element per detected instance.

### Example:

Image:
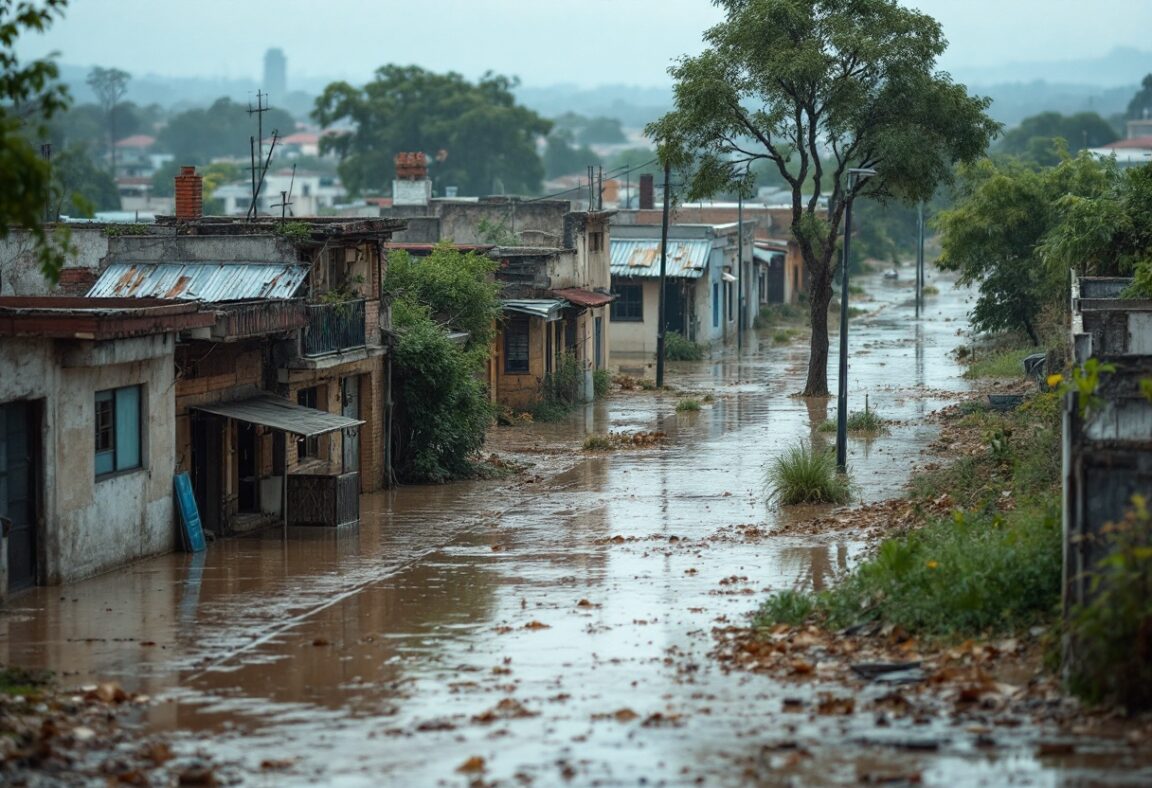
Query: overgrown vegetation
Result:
<box><xmin>664</xmin><ymin>330</ymin><xmax>705</xmax><ymax>361</ymax></box>
<box><xmin>754</xmin><ymin>303</ymin><xmax>807</xmax><ymax>330</ymax></box>
<box><xmin>274</xmin><ymin>221</ymin><xmax>312</xmax><ymax>244</ymax></box>
<box><xmin>532</xmin><ymin>352</ymin><xmax>583</xmax><ymax>422</ymax></box>
<box><xmin>766</xmin><ymin>443</ymin><xmax>853</xmax><ymax>506</ymax></box>
<box><xmin>1066</xmin><ymin>496</ymin><xmax>1152</xmax><ymax>710</ymax></box>
<box><xmin>102</xmin><ymin>222</ymin><xmax>150</xmax><ymax>237</ymax></box>
<box><xmin>593</xmin><ymin>368</ymin><xmax>611</xmax><ymax>399</ymax></box>
<box><xmin>846</xmin><ymin>408</ymin><xmax>886</xmax><ymax>433</ymax></box>
<box><xmin>760</xmin><ymin>379</ymin><xmax>1065</xmax><ymax>639</ymax></box>
<box><xmin>384</xmin><ymin>245</ymin><xmax>501</xmax><ymax>482</ymax></box>
<box><xmin>676</xmin><ymin>398</ymin><xmax>702</xmax><ymax>412</ymax></box>
<box><xmin>0</xmin><ymin>666</ymin><xmax>53</xmax><ymax>698</ymax></box>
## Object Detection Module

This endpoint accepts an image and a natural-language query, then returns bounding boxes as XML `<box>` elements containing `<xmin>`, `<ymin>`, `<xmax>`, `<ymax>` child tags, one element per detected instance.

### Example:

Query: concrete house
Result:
<box><xmin>0</xmin><ymin>297</ymin><xmax>212</xmax><ymax>593</ymax></box>
<box><xmin>608</xmin><ymin>223</ymin><xmax>749</xmax><ymax>360</ymax></box>
<box><xmin>89</xmin><ymin>170</ymin><xmax>404</xmax><ymax>536</ymax></box>
<box><xmin>488</xmin><ymin>210</ymin><xmax>614</xmax><ymax>408</ymax></box>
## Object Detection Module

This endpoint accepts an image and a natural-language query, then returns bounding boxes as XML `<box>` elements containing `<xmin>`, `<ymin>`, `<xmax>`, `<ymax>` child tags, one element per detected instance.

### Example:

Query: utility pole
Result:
<box><xmin>737</xmin><ymin>187</ymin><xmax>744</xmax><ymax>351</ymax></box>
<box><xmin>248</xmin><ymin>90</ymin><xmax>269</xmax><ymax>172</ymax></box>
<box><xmin>656</xmin><ymin>160</ymin><xmax>671</xmax><ymax>388</ymax></box>
<box><xmin>917</xmin><ymin>201</ymin><xmax>926</xmax><ymax>318</ymax></box>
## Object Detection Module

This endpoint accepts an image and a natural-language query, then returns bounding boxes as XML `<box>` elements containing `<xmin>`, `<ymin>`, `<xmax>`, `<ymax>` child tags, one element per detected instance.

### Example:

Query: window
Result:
<box><xmin>713</xmin><ymin>283</ymin><xmax>720</xmax><ymax>328</ymax></box>
<box><xmin>296</xmin><ymin>386</ymin><xmax>322</xmax><ymax>459</ymax></box>
<box><xmin>610</xmin><ymin>283</ymin><xmax>643</xmax><ymax>322</ymax></box>
<box><xmin>589</xmin><ymin>231</ymin><xmax>604</xmax><ymax>253</ymax></box>
<box><xmin>95</xmin><ymin>385</ymin><xmax>141</xmax><ymax>477</ymax></box>
<box><xmin>504</xmin><ymin>316</ymin><xmax>530</xmax><ymax>374</ymax></box>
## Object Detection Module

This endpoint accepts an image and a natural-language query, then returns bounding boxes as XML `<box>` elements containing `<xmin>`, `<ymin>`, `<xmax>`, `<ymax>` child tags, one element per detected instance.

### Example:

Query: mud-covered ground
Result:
<box><xmin>3</xmin><ymin>270</ymin><xmax>1151</xmax><ymax>786</ymax></box>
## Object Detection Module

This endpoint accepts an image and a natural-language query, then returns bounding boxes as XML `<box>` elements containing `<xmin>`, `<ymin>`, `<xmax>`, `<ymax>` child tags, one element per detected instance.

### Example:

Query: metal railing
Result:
<box><xmin>302</xmin><ymin>299</ymin><xmax>366</xmax><ymax>357</ymax></box>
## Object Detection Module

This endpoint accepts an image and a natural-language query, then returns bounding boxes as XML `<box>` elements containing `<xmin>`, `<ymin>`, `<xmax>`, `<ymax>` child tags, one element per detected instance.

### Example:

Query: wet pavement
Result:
<box><xmin>4</xmin><ymin>270</ymin><xmax>1150</xmax><ymax>785</ymax></box>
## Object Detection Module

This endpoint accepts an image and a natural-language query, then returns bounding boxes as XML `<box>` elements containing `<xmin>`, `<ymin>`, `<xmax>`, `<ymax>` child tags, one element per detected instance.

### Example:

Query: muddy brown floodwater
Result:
<box><xmin>3</xmin><ymin>270</ymin><xmax>1149</xmax><ymax>786</ymax></box>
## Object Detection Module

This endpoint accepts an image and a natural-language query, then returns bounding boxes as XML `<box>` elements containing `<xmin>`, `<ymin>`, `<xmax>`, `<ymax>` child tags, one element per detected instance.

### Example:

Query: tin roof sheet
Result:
<box><xmin>609</xmin><ymin>239</ymin><xmax>711</xmax><ymax>279</ymax></box>
<box><xmin>87</xmin><ymin>262</ymin><xmax>308</xmax><ymax>302</ymax></box>
<box><xmin>502</xmin><ymin>299</ymin><xmax>566</xmax><ymax>321</ymax></box>
<box><xmin>192</xmin><ymin>395</ymin><xmax>364</xmax><ymax>438</ymax></box>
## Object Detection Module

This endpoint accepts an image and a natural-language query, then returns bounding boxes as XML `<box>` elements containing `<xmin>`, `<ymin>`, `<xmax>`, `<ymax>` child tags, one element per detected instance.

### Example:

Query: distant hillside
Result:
<box><xmin>953</xmin><ymin>47</ymin><xmax>1151</xmax><ymax>90</ymax></box>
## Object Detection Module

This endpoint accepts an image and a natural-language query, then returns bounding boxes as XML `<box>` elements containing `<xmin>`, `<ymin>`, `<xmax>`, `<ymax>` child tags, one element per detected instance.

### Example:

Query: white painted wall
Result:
<box><xmin>0</xmin><ymin>333</ymin><xmax>177</xmax><ymax>584</ymax></box>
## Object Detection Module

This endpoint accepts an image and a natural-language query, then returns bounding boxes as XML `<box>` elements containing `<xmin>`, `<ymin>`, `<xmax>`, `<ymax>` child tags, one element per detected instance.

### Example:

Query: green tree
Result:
<box><xmin>157</xmin><ymin>97</ymin><xmax>295</xmax><ymax>164</ymax></box>
<box><xmin>543</xmin><ymin>128</ymin><xmax>600</xmax><ymax>179</ymax></box>
<box><xmin>1126</xmin><ymin>74</ymin><xmax>1152</xmax><ymax>121</ymax></box>
<box><xmin>936</xmin><ymin>153</ymin><xmax>1116</xmax><ymax>343</ymax></box>
<box><xmin>50</xmin><ymin>144</ymin><xmax>119</xmax><ymax>216</ymax></box>
<box><xmin>313</xmin><ymin>66</ymin><xmax>551</xmax><ymax>197</ymax></box>
<box><xmin>0</xmin><ymin>0</ymin><xmax>72</xmax><ymax>283</ymax></box>
<box><xmin>647</xmin><ymin>0</ymin><xmax>998</xmax><ymax>396</ymax></box>
<box><xmin>383</xmin><ymin>244</ymin><xmax>502</xmax><ymax>482</ymax></box>
<box><xmin>997</xmin><ymin>111</ymin><xmax>1118</xmax><ymax>166</ymax></box>
<box><xmin>85</xmin><ymin>66</ymin><xmax>129</xmax><ymax>172</ymax></box>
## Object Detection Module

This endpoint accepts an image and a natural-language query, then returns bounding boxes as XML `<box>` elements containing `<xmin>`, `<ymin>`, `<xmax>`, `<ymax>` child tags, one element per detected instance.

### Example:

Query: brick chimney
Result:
<box><xmin>639</xmin><ymin>174</ymin><xmax>654</xmax><ymax>210</ymax></box>
<box><xmin>174</xmin><ymin>165</ymin><xmax>203</xmax><ymax>220</ymax></box>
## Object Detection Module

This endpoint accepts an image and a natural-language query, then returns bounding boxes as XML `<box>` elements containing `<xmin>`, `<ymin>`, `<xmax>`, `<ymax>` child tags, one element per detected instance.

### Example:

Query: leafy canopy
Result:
<box><xmin>313</xmin><ymin>66</ymin><xmax>551</xmax><ymax>197</ymax></box>
<box><xmin>0</xmin><ymin>0</ymin><xmax>72</xmax><ymax>282</ymax></box>
<box><xmin>935</xmin><ymin>152</ymin><xmax>1143</xmax><ymax>343</ymax></box>
<box><xmin>383</xmin><ymin>245</ymin><xmax>501</xmax><ymax>482</ymax></box>
<box><xmin>157</xmin><ymin>97</ymin><xmax>295</xmax><ymax>164</ymax></box>
<box><xmin>647</xmin><ymin>0</ymin><xmax>998</xmax><ymax>395</ymax></box>
<box><xmin>996</xmin><ymin>111</ymin><xmax>1118</xmax><ymax>167</ymax></box>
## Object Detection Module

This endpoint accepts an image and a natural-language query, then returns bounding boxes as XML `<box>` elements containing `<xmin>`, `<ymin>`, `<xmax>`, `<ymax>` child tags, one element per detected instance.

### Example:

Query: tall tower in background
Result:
<box><xmin>263</xmin><ymin>48</ymin><xmax>287</xmax><ymax>98</ymax></box>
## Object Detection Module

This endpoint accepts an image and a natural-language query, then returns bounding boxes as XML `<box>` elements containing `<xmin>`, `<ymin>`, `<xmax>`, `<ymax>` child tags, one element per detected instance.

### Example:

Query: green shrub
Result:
<box><xmin>754</xmin><ymin>303</ymin><xmax>807</xmax><ymax>329</ymax></box>
<box><xmin>1067</xmin><ymin>496</ymin><xmax>1152</xmax><ymax>710</ymax></box>
<box><xmin>766</xmin><ymin>444</ymin><xmax>852</xmax><ymax>506</ymax></box>
<box><xmin>817</xmin><ymin>419</ymin><xmax>836</xmax><ymax>433</ymax></box>
<box><xmin>754</xmin><ymin>590</ymin><xmax>815</xmax><ymax>628</ymax></box>
<box><xmin>273</xmin><ymin>221</ymin><xmax>311</xmax><ymax>244</ymax></box>
<box><xmin>582</xmin><ymin>434</ymin><xmax>614</xmax><ymax>451</ymax></box>
<box><xmin>593</xmin><ymin>368</ymin><xmax>611</xmax><ymax>399</ymax></box>
<box><xmin>772</xmin><ymin>330</ymin><xmax>794</xmax><ymax>344</ymax></box>
<box><xmin>922</xmin><ymin>285</ymin><xmax>940</xmax><ymax>296</ymax></box>
<box><xmin>676</xmin><ymin>398</ymin><xmax>702</xmax><ymax>412</ymax></box>
<box><xmin>664</xmin><ymin>330</ymin><xmax>705</xmax><ymax>361</ymax></box>
<box><xmin>102</xmin><ymin>222</ymin><xmax>150</xmax><ymax>237</ymax></box>
<box><xmin>846</xmin><ymin>409</ymin><xmax>886</xmax><ymax>433</ymax></box>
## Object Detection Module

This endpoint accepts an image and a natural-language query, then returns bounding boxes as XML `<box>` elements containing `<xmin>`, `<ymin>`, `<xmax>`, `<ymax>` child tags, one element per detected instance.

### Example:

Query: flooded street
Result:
<box><xmin>3</xmin><ymin>271</ymin><xmax>1146</xmax><ymax>785</ymax></box>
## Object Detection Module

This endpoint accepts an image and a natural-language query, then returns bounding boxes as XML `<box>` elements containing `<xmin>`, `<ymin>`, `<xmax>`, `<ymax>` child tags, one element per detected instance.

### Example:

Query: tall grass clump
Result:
<box><xmin>593</xmin><ymin>368</ymin><xmax>611</xmax><ymax>399</ymax></box>
<box><xmin>766</xmin><ymin>444</ymin><xmax>852</xmax><ymax>506</ymax></box>
<box><xmin>665</xmin><ymin>330</ymin><xmax>705</xmax><ymax>361</ymax></box>
<box><xmin>532</xmin><ymin>352</ymin><xmax>583</xmax><ymax>422</ymax></box>
<box><xmin>846</xmin><ymin>408</ymin><xmax>886</xmax><ymax>433</ymax></box>
<box><xmin>676</xmin><ymin>398</ymin><xmax>702</xmax><ymax>412</ymax></box>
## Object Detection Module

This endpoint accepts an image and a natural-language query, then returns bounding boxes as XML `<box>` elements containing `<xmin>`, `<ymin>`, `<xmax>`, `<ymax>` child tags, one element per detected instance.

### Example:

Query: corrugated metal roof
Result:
<box><xmin>609</xmin><ymin>239</ymin><xmax>712</xmax><ymax>280</ymax></box>
<box><xmin>192</xmin><ymin>396</ymin><xmax>364</xmax><ymax>437</ymax></box>
<box><xmin>550</xmin><ymin>288</ymin><xmax>616</xmax><ymax>308</ymax></box>
<box><xmin>87</xmin><ymin>262</ymin><xmax>308</xmax><ymax>302</ymax></box>
<box><xmin>502</xmin><ymin>299</ymin><xmax>566</xmax><ymax>321</ymax></box>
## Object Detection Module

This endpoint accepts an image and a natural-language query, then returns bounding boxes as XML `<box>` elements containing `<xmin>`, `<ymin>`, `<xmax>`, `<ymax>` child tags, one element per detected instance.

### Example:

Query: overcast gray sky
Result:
<box><xmin>15</xmin><ymin>0</ymin><xmax>1152</xmax><ymax>88</ymax></box>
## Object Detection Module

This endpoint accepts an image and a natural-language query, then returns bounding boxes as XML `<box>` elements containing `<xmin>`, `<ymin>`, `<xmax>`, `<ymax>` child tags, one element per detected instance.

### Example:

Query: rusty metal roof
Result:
<box><xmin>609</xmin><ymin>239</ymin><xmax>712</xmax><ymax>280</ymax></box>
<box><xmin>551</xmin><ymin>288</ymin><xmax>616</xmax><ymax>308</ymax></box>
<box><xmin>192</xmin><ymin>395</ymin><xmax>364</xmax><ymax>438</ymax></box>
<box><xmin>87</xmin><ymin>262</ymin><xmax>308</xmax><ymax>302</ymax></box>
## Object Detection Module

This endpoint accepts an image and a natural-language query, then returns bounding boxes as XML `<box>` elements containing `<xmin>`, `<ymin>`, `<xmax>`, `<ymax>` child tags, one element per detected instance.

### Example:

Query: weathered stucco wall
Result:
<box><xmin>109</xmin><ymin>234</ymin><xmax>296</xmax><ymax>264</ymax></box>
<box><xmin>0</xmin><ymin>227</ymin><xmax>112</xmax><ymax>296</ymax></box>
<box><xmin>1</xmin><ymin>333</ymin><xmax>177</xmax><ymax>585</ymax></box>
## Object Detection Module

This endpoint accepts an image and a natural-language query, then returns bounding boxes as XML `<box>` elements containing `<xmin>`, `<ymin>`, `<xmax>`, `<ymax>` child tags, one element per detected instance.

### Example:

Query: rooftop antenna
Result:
<box><xmin>247</xmin><ymin>129</ymin><xmax>280</xmax><ymax>220</ymax></box>
<box><xmin>271</xmin><ymin>163</ymin><xmax>296</xmax><ymax>219</ymax></box>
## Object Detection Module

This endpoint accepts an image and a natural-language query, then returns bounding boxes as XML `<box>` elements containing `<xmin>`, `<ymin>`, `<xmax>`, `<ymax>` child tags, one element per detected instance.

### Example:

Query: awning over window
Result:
<box><xmin>192</xmin><ymin>395</ymin><xmax>364</xmax><ymax>437</ymax></box>
<box><xmin>550</xmin><ymin>287</ymin><xmax>616</xmax><ymax>308</ymax></box>
<box><xmin>501</xmin><ymin>299</ymin><xmax>566</xmax><ymax>321</ymax></box>
<box><xmin>722</xmin><ymin>270</ymin><xmax>738</xmax><ymax>283</ymax></box>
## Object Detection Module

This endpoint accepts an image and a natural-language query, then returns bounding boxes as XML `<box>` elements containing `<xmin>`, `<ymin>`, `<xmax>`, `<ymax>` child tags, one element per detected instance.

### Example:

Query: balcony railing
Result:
<box><xmin>302</xmin><ymin>299</ymin><xmax>366</xmax><ymax>357</ymax></box>
<box><xmin>211</xmin><ymin>299</ymin><xmax>308</xmax><ymax>341</ymax></box>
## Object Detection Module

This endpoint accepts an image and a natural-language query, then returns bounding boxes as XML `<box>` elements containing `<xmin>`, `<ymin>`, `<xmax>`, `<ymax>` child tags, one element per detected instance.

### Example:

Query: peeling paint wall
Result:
<box><xmin>0</xmin><ymin>333</ymin><xmax>177</xmax><ymax>585</ymax></box>
<box><xmin>0</xmin><ymin>227</ymin><xmax>112</xmax><ymax>296</ymax></box>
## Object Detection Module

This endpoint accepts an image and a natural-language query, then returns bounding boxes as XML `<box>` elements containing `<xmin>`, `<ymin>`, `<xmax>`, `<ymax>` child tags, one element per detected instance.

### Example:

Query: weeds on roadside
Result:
<box><xmin>754</xmin><ymin>303</ymin><xmax>808</xmax><ymax>329</ymax></box>
<box><xmin>766</xmin><ymin>444</ymin><xmax>852</xmax><ymax>506</ymax></box>
<box><xmin>754</xmin><ymin>590</ymin><xmax>815</xmax><ymax>628</ymax></box>
<box><xmin>772</xmin><ymin>330</ymin><xmax>795</xmax><ymax>344</ymax></box>
<box><xmin>593</xmin><ymin>368</ymin><xmax>611</xmax><ymax>399</ymax></box>
<box><xmin>1067</xmin><ymin>496</ymin><xmax>1152</xmax><ymax>710</ymax></box>
<box><xmin>846</xmin><ymin>409</ymin><xmax>886</xmax><ymax>433</ymax></box>
<box><xmin>676</xmin><ymin>398</ymin><xmax>702</xmax><ymax>412</ymax></box>
<box><xmin>582</xmin><ymin>434</ymin><xmax>614</xmax><ymax>451</ymax></box>
<box><xmin>665</xmin><ymin>331</ymin><xmax>705</xmax><ymax>361</ymax></box>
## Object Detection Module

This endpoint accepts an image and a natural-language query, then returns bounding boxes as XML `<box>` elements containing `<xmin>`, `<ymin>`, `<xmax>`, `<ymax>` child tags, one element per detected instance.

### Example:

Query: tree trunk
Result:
<box><xmin>803</xmin><ymin>255</ymin><xmax>835</xmax><ymax>397</ymax></box>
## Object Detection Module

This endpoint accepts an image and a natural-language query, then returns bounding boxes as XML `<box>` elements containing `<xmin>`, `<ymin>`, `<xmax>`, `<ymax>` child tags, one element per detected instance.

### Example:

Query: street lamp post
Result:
<box><xmin>835</xmin><ymin>167</ymin><xmax>877</xmax><ymax>472</ymax></box>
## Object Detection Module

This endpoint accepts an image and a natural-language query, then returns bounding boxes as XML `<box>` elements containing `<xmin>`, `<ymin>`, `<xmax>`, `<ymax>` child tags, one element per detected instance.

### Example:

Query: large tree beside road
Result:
<box><xmin>648</xmin><ymin>0</ymin><xmax>998</xmax><ymax>396</ymax></box>
<box><xmin>0</xmin><ymin>0</ymin><xmax>71</xmax><ymax>283</ymax></box>
<box><xmin>313</xmin><ymin>65</ymin><xmax>551</xmax><ymax>197</ymax></box>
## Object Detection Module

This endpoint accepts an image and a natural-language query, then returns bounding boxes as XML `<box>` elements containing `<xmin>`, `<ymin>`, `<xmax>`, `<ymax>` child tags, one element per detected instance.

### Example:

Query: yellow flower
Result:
<box><xmin>926</xmin><ymin>560</ymin><xmax>939</xmax><ymax>570</ymax></box>
<box><xmin>1047</xmin><ymin>373</ymin><xmax>1064</xmax><ymax>388</ymax></box>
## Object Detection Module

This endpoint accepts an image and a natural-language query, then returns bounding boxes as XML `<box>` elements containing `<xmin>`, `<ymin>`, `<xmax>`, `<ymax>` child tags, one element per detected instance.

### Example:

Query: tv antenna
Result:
<box><xmin>247</xmin><ymin>90</ymin><xmax>270</xmax><ymax>167</ymax></box>
<box><xmin>247</xmin><ymin>129</ymin><xmax>279</xmax><ymax>220</ymax></box>
<box><xmin>271</xmin><ymin>163</ymin><xmax>296</xmax><ymax>219</ymax></box>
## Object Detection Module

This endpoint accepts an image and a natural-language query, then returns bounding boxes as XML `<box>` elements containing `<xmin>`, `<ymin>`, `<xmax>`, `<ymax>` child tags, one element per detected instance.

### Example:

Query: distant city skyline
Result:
<box><xmin>15</xmin><ymin>0</ymin><xmax>1152</xmax><ymax>89</ymax></box>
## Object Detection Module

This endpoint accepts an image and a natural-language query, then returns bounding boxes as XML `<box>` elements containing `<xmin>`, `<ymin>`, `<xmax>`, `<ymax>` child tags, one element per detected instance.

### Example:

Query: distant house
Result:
<box><xmin>1088</xmin><ymin>136</ymin><xmax>1152</xmax><ymax>167</ymax></box>
<box><xmin>608</xmin><ymin>223</ymin><xmax>750</xmax><ymax>359</ymax></box>
<box><xmin>215</xmin><ymin>170</ymin><xmax>346</xmax><ymax>217</ymax></box>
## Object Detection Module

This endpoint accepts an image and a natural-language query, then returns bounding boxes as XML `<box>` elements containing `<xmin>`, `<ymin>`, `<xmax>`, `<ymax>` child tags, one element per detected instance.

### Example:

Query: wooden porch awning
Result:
<box><xmin>192</xmin><ymin>395</ymin><xmax>364</xmax><ymax>437</ymax></box>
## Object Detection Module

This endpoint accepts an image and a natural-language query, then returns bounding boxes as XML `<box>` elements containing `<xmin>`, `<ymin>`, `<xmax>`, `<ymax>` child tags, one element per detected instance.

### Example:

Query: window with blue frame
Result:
<box><xmin>712</xmin><ymin>282</ymin><xmax>720</xmax><ymax>328</ymax></box>
<box><xmin>95</xmin><ymin>385</ymin><xmax>142</xmax><ymax>478</ymax></box>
